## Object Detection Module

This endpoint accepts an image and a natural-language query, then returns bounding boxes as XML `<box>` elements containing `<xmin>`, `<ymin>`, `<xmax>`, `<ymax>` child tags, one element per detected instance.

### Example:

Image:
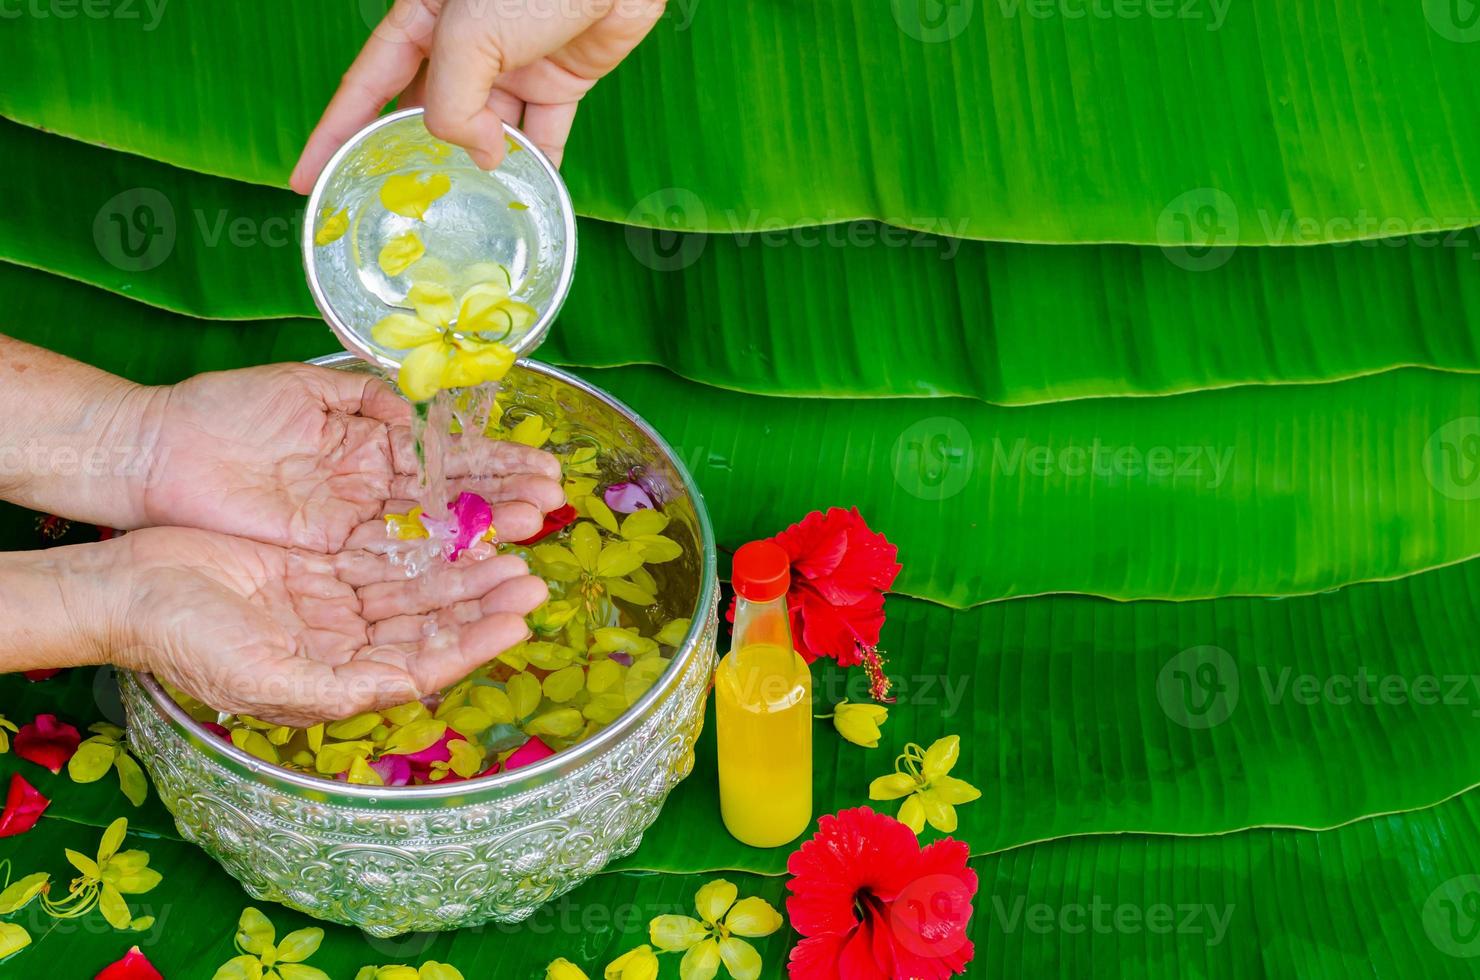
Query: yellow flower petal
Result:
<box><xmin>723</xmin><ymin>897</ymin><xmax>783</xmax><ymax>938</ymax></box>
<box><xmin>717</xmin><ymin>937</ymin><xmax>763</xmax><ymax>980</ymax></box>
<box><xmin>385</xmin><ymin>507</ymin><xmax>429</xmax><ymax>540</ymax></box>
<box><xmin>408</xmin><ymin>282</ymin><xmax>457</xmax><ymax>327</ymax></box>
<box><xmin>506</xmin><ymin>673</ymin><xmax>543</xmax><ymax>719</ymax></box>
<box><xmin>570</xmin><ymin>521</ymin><xmax>602</xmax><ymax>571</ymax></box>
<box><xmin>544</xmin><ymin>959</ymin><xmax>590</xmax><ymax>980</ymax></box>
<box><xmin>378</xmin><ymin>231</ymin><xmax>426</xmax><ymax>276</ymax></box>
<box><xmin>898</xmin><ymin>794</ymin><xmax>927</xmax><ymax>835</ymax></box>
<box><xmin>678</xmin><ymin>939</ymin><xmax>722</xmax><ymax>980</ymax></box>
<box><xmin>509</xmin><ymin>414</ymin><xmax>554</xmax><ymax>447</ymax></box>
<box><xmin>604</xmin><ymin>945</ymin><xmax>659</xmax><ymax>980</ymax></box>
<box><xmin>470</xmin><ymin>686</ymin><xmax>516</xmax><ymax>724</ymax></box>
<box><xmin>440</xmin><ymin>343</ymin><xmax>515</xmax><ymax>389</ymax></box>
<box><xmin>694</xmin><ymin>879</ymin><xmax>738</xmax><ymax>927</ymax></box>
<box><xmin>325</xmin><ymin>712</ymin><xmax>382</xmax><ymax>740</ymax></box>
<box><xmin>456</xmin><ymin>281</ymin><xmax>512</xmax><ymax>332</ymax></box>
<box><xmin>834</xmin><ymin>700</ymin><xmax>888</xmax><ymax>748</ymax></box>
<box><xmin>346</xmin><ymin>755</ymin><xmax>384</xmax><ymax>785</ymax></box>
<box><xmin>525</xmin><ymin>709</ymin><xmax>585</xmax><ymax>738</ymax></box>
<box><xmin>920</xmin><ymin>794</ymin><xmax>958</xmax><ymax>833</ymax></box>
<box><xmin>314</xmin><ymin>206</ymin><xmax>349</xmax><ymax>246</ymax></box>
<box><xmin>380</xmin><ymin>171</ymin><xmax>451</xmax><ymax>220</ymax></box>
<box><xmin>543</xmin><ymin>666</ymin><xmax>587</xmax><ymax>703</ymax></box>
<box><xmin>930</xmin><ymin>774</ymin><xmax>983</xmax><ymax>806</ymax></box>
<box><xmin>397</xmin><ymin>342</ymin><xmax>452</xmax><ymax>402</ymax></box>
<box><xmin>372</xmin><ymin>313</ymin><xmax>443</xmax><ymax>350</ymax></box>
<box><xmin>922</xmin><ymin>734</ymin><xmax>961</xmax><ymax>780</ymax></box>
<box><xmin>649</xmin><ymin>914</ymin><xmax>707</xmax><ymax>952</ymax></box>
<box><xmin>869</xmin><ymin>772</ymin><xmax>918</xmax><ymax>801</ymax></box>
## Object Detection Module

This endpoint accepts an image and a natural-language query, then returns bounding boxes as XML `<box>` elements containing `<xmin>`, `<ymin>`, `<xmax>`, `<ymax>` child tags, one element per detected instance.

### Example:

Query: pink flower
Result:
<box><xmin>0</xmin><ymin>773</ymin><xmax>50</xmax><ymax>838</ymax></box>
<box><xmin>401</xmin><ymin>730</ymin><xmax>459</xmax><ymax>781</ymax></box>
<box><xmin>421</xmin><ymin>491</ymin><xmax>494</xmax><ymax>561</ymax></box>
<box><xmin>370</xmin><ymin>755</ymin><xmax>413</xmax><ymax>787</ymax></box>
<box><xmin>504</xmin><ymin>736</ymin><xmax>555</xmax><ymax>771</ymax></box>
<box><xmin>14</xmin><ymin>713</ymin><xmax>82</xmax><ymax>774</ymax></box>
<box><xmin>95</xmin><ymin>946</ymin><xmax>164</xmax><ymax>980</ymax></box>
<box><xmin>604</xmin><ymin>482</ymin><xmax>656</xmax><ymax>514</ymax></box>
<box><xmin>200</xmin><ymin>722</ymin><xmax>231</xmax><ymax>741</ymax></box>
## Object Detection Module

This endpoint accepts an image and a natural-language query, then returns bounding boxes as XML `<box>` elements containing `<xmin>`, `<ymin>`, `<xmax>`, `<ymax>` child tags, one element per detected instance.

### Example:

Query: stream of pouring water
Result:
<box><xmin>386</xmin><ymin>381</ymin><xmax>504</xmax><ymax>585</ymax></box>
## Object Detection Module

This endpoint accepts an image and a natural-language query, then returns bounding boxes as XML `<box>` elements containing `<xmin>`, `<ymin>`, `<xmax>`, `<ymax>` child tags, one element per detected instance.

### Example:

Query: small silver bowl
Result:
<box><xmin>123</xmin><ymin>354</ymin><xmax>716</xmax><ymax>937</ymax></box>
<box><xmin>302</xmin><ymin>108</ymin><xmax>578</xmax><ymax>371</ymax></box>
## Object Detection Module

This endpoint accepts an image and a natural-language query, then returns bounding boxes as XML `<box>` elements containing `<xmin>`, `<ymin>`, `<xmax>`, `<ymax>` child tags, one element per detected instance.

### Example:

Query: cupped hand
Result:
<box><xmin>290</xmin><ymin>0</ymin><xmax>668</xmax><ymax>191</ymax></box>
<box><xmin>141</xmin><ymin>362</ymin><xmax>564</xmax><ymax>552</ymax></box>
<box><xmin>120</xmin><ymin>525</ymin><xmax>548</xmax><ymax>727</ymax></box>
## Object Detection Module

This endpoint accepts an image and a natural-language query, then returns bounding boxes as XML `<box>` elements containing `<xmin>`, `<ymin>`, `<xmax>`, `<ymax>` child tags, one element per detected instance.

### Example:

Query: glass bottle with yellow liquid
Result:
<box><xmin>716</xmin><ymin>540</ymin><xmax>813</xmax><ymax>847</ymax></box>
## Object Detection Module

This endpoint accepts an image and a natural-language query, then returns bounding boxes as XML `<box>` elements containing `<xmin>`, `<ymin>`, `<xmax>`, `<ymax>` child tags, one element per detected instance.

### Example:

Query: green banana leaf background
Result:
<box><xmin>3</xmin><ymin>0</ymin><xmax>1480</xmax><ymax>976</ymax></box>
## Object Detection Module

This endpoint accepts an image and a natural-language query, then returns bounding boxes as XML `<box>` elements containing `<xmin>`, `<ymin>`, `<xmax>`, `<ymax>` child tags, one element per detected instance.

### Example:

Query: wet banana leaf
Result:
<box><xmin>11</xmin><ymin>554</ymin><xmax>1480</xmax><ymax>877</ymax></box>
<box><xmin>2</xmin><ymin>2</ymin><xmax>1478</xmax><ymax>243</ymax></box>
<box><xmin>6</xmin><ymin>121</ymin><xmax>1480</xmax><ymax>406</ymax></box>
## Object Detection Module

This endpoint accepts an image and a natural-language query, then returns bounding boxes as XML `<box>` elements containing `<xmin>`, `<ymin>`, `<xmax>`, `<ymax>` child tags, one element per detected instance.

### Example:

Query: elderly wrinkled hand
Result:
<box><xmin>141</xmin><ymin>363</ymin><xmax>564</xmax><ymax>552</ymax></box>
<box><xmin>117</xmin><ymin>526</ymin><xmax>547</xmax><ymax>727</ymax></box>
<box><xmin>0</xmin><ymin>337</ymin><xmax>565</xmax><ymax>724</ymax></box>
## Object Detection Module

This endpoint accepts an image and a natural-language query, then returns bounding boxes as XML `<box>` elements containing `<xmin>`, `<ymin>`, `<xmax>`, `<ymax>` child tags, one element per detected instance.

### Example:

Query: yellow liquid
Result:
<box><xmin>715</xmin><ymin>642</ymin><xmax>813</xmax><ymax>847</ymax></box>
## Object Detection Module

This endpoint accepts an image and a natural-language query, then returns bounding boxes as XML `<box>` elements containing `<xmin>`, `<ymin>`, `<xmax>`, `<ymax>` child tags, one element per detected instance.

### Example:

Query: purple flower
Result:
<box><xmin>604</xmin><ymin>482</ymin><xmax>656</xmax><ymax>514</ymax></box>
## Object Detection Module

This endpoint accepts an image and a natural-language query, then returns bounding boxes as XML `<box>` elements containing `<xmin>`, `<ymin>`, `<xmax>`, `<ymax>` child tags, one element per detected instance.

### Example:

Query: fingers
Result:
<box><xmin>359</xmin><ymin>553</ymin><xmax>531</xmax><ymax>620</ymax></box>
<box><xmin>402</xmin><ymin>610</ymin><xmax>538</xmax><ymax>694</ymax></box>
<box><xmin>369</xmin><ymin>573</ymin><xmax>548</xmax><ymax>644</ymax></box>
<box><xmin>388</xmin><ymin>473</ymin><xmax>565</xmax><ymax>512</ymax></box>
<box><xmin>389</xmin><ymin>427</ymin><xmax>562</xmax><ymax>481</ymax></box>
<box><xmin>423</xmin><ymin>5</ymin><xmax>512</xmax><ymax>169</ymax></box>
<box><xmin>289</xmin><ymin>0</ymin><xmax>437</xmax><ymax>194</ymax></box>
<box><xmin>519</xmin><ymin>101</ymin><xmax>580</xmax><ymax>167</ymax></box>
<box><xmin>342</xmin><ymin>499</ymin><xmax>544</xmax><ymax>555</ymax></box>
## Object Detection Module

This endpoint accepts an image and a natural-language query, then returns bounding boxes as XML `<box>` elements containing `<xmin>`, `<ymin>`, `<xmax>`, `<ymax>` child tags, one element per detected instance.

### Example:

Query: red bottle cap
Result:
<box><xmin>732</xmin><ymin>540</ymin><xmax>791</xmax><ymax>602</ymax></box>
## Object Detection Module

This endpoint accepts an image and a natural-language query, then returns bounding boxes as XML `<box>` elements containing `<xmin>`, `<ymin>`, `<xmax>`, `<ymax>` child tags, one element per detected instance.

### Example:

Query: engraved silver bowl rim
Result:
<box><xmin>301</xmin><ymin>107</ymin><xmax>578</xmax><ymax>371</ymax></box>
<box><xmin>131</xmin><ymin>352</ymin><xmax>716</xmax><ymax>805</ymax></box>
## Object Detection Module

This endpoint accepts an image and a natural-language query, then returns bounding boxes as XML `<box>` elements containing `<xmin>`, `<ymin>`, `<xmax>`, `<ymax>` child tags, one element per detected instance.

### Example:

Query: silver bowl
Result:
<box><xmin>302</xmin><ymin>107</ymin><xmax>578</xmax><ymax>371</ymax></box>
<box><xmin>121</xmin><ymin>354</ymin><xmax>718</xmax><ymax>937</ymax></box>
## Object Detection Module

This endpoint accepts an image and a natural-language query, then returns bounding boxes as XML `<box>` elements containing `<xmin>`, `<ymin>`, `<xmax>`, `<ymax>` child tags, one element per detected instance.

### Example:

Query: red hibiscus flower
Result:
<box><xmin>513</xmin><ymin>503</ymin><xmax>578</xmax><ymax>546</ymax></box>
<box><xmin>729</xmin><ymin>508</ymin><xmax>901</xmax><ymax>698</ymax></box>
<box><xmin>0</xmin><ymin>772</ymin><xmax>50</xmax><ymax>838</ymax></box>
<box><xmin>96</xmin><ymin>946</ymin><xmax>164</xmax><ymax>979</ymax></box>
<box><xmin>770</xmin><ymin>508</ymin><xmax>900</xmax><ymax>665</ymax></box>
<box><xmin>787</xmin><ymin>807</ymin><xmax>976</xmax><ymax>980</ymax></box>
<box><xmin>13</xmin><ymin>713</ymin><xmax>82</xmax><ymax>774</ymax></box>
